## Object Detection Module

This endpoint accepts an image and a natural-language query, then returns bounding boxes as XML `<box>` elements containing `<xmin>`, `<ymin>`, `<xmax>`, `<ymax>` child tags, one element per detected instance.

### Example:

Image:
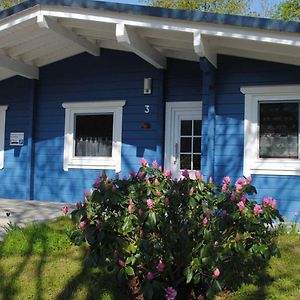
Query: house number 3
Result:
<box><xmin>145</xmin><ymin>105</ymin><xmax>150</xmax><ymax>114</ymax></box>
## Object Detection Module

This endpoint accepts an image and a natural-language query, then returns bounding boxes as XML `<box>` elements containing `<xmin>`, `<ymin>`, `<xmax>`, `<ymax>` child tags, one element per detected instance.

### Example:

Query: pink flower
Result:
<box><xmin>62</xmin><ymin>206</ymin><xmax>68</xmax><ymax>215</ymax></box>
<box><xmin>99</xmin><ymin>173</ymin><xmax>104</xmax><ymax>179</ymax></box>
<box><xmin>140</xmin><ymin>158</ymin><xmax>148</xmax><ymax>167</ymax></box>
<box><xmin>147</xmin><ymin>272</ymin><xmax>154</xmax><ymax>281</ymax></box>
<box><xmin>230</xmin><ymin>192</ymin><xmax>236</xmax><ymax>201</ymax></box>
<box><xmin>137</xmin><ymin>172</ymin><xmax>144</xmax><ymax>179</ymax></box>
<box><xmin>213</xmin><ymin>268</ymin><xmax>221</xmax><ymax>278</ymax></box>
<box><xmin>152</xmin><ymin>160</ymin><xmax>158</xmax><ymax>169</ymax></box>
<box><xmin>79</xmin><ymin>221</ymin><xmax>87</xmax><ymax>229</ymax></box>
<box><xmin>95</xmin><ymin>178</ymin><xmax>100</xmax><ymax>185</ymax></box>
<box><xmin>246</xmin><ymin>176</ymin><xmax>252</xmax><ymax>184</ymax></box>
<box><xmin>235</xmin><ymin>184</ymin><xmax>243</xmax><ymax>193</ymax></box>
<box><xmin>76</xmin><ymin>202</ymin><xmax>82</xmax><ymax>209</ymax></box>
<box><xmin>154</xmin><ymin>178</ymin><xmax>159</xmax><ymax>186</ymax></box>
<box><xmin>203</xmin><ymin>217</ymin><xmax>208</xmax><ymax>226</ymax></box>
<box><xmin>237</xmin><ymin>201</ymin><xmax>245</xmax><ymax>211</ymax></box>
<box><xmin>263</xmin><ymin>197</ymin><xmax>277</xmax><ymax>209</ymax></box>
<box><xmin>182</xmin><ymin>169</ymin><xmax>189</xmax><ymax>178</ymax></box>
<box><xmin>223</xmin><ymin>176</ymin><xmax>231</xmax><ymax>185</ymax></box>
<box><xmin>195</xmin><ymin>170</ymin><xmax>202</xmax><ymax>180</ymax></box>
<box><xmin>105</xmin><ymin>177</ymin><xmax>110</xmax><ymax>185</ymax></box>
<box><xmin>236</xmin><ymin>178</ymin><xmax>245</xmax><ymax>185</ymax></box>
<box><xmin>254</xmin><ymin>204</ymin><xmax>263</xmax><ymax>215</ymax></box>
<box><xmin>164</xmin><ymin>169</ymin><xmax>172</xmax><ymax>178</ymax></box>
<box><xmin>95</xmin><ymin>219</ymin><xmax>101</xmax><ymax>229</ymax></box>
<box><xmin>118</xmin><ymin>260</ymin><xmax>125</xmax><ymax>268</ymax></box>
<box><xmin>205</xmin><ymin>208</ymin><xmax>211</xmax><ymax>218</ymax></box>
<box><xmin>128</xmin><ymin>199</ymin><xmax>134</xmax><ymax>214</ymax></box>
<box><xmin>130</xmin><ymin>171</ymin><xmax>135</xmax><ymax>178</ymax></box>
<box><xmin>156</xmin><ymin>190</ymin><xmax>161</xmax><ymax>196</ymax></box>
<box><xmin>165</xmin><ymin>287</ymin><xmax>177</xmax><ymax>300</ymax></box>
<box><xmin>146</xmin><ymin>179</ymin><xmax>151</xmax><ymax>187</ymax></box>
<box><xmin>221</xmin><ymin>184</ymin><xmax>227</xmax><ymax>192</ymax></box>
<box><xmin>156</xmin><ymin>261</ymin><xmax>166</xmax><ymax>272</ymax></box>
<box><xmin>123</xmin><ymin>175</ymin><xmax>128</xmax><ymax>180</ymax></box>
<box><xmin>147</xmin><ymin>199</ymin><xmax>153</xmax><ymax>209</ymax></box>
<box><xmin>189</xmin><ymin>187</ymin><xmax>194</xmax><ymax>196</ymax></box>
<box><xmin>240</xmin><ymin>193</ymin><xmax>247</xmax><ymax>203</ymax></box>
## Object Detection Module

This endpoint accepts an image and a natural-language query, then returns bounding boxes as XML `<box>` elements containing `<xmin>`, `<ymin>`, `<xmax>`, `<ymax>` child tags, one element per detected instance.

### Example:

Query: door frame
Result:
<box><xmin>164</xmin><ymin>101</ymin><xmax>202</xmax><ymax>177</ymax></box>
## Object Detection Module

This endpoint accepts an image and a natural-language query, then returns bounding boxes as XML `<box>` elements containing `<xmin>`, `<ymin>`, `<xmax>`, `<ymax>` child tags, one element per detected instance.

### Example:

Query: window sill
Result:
<box><xmin>65</xmin><ymin>157</ymin><xmax>118</xmax><ymax>170</ymax></box>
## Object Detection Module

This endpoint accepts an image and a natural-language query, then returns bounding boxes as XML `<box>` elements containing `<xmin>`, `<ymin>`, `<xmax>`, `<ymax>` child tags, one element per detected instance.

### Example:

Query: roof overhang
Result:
<box><xmin>0</xmin><ymin>0</ymin><xmax>299</xmax><ymax>81</ymax></box>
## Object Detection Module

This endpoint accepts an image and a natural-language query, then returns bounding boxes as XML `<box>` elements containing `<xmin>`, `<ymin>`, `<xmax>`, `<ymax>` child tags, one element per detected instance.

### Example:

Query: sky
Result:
<box><xmin>98</xmin><ymin>0</ymin><xmax>284</xmax><ymax>14</ymax></box>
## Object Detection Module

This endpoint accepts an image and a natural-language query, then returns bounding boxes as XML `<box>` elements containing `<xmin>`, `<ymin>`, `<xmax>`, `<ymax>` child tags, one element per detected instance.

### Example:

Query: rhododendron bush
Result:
<box><xmin>70</xmin><ymin>161</ymin><xmax>283</xmax><ymax>299</ymax></box>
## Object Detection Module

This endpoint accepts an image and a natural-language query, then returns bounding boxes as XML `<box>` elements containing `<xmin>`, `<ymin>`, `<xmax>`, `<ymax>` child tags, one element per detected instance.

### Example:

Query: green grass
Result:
<box><xmin>1</xmin><ymin>219</ymin><xmax>300</xmax><ymax>300</ymax></box>
<box><xmin>0</xmin><ymin>217</ymin><xmax>129</xmax><ymax>300</ymax></box>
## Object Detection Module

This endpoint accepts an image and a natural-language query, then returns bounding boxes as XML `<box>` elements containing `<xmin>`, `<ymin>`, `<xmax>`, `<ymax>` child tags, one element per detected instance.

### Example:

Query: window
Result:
<box><xmin>62</xmin><ymin>101</ymin><xmax>126</xmax><ymax>171</ymax></box>
<box><xmin>241</xmin><ymin>85</ymin><xmax>300</xmax><ymax>176</ymax></box>
<box><xmin>0</xmin><ymin>105</ymin><xmax>8</xmax><ymax>170</ymax></box>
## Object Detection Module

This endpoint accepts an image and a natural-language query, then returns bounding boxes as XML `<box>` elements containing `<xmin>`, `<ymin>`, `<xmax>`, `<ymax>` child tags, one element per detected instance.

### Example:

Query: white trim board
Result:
<box><xmin>0</xmin><ymin>105</ymin><xmax>8</xmax><ymax>170</ymax></box>
<box><xmin>164</xmin><ymin>101</ymin><xmax>202</xmax><ymax>178</ymax></box>
<box><xmin>62</xmin><ymin>100</ymin><xmax>125</xmax><ymax>172</ymax></box>
<box><xmin>241</xmin><ymin>84</ymin><xmax>300</xmax><ymax>176</ymax></box>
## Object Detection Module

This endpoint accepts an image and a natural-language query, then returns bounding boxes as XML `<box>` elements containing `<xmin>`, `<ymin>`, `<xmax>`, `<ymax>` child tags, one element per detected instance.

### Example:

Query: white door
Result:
<box><xmin>164</xmin><ymin>102</ymin><xmax>202</xmax><ymax>179</ymax></box>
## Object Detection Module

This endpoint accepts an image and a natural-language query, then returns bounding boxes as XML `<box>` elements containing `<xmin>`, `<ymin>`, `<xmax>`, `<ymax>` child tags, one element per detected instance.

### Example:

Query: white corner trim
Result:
<box><xmin>242</xmin><ymin>85</ymin><xmax>300</xmax><ymax>176</ymax></box>
<box><xmin>63</xmin><ymin>100</ymin><xmax>125</xmax><ymax>172</ymax></box>
<box><xmin>0</xmin><ymin>105</ymin><xmax>8</xmax><ymax>170</ymax></box>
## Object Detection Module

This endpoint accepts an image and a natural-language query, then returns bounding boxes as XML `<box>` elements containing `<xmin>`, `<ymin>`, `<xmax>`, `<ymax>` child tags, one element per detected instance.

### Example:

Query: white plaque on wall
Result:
<box><xmin>10</xmin><ymin>132</ymin><xmax>24</xmax><ymax>146</ymax></box>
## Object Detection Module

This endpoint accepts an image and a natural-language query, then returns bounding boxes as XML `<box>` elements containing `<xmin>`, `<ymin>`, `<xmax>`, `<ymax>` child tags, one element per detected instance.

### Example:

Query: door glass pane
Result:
<box><xmin>180</xmin><ymin>154</ymin><xmax>191</xmax><ymax>170</ymax></box>
<box><xmin>193</xmin><ymin>154</ymin><xmax>201</xmax><ymax>170</ymax></box>
<box><xmin>181</xmin><ymin>137</ymin><xmax>192</xmax><ymax>152</ymax></box>
<box><xmin>181</xmin><ymin>120</ymin><xmax>192</xmax><ymax>136</ymax></box>
<box><xmin>193</xmin><ymin>137</ymin><xmax>201</xmax><ymax>153</ymax></box>
<box><xmin>194</xmin><ymin>120</ymin><xmax>201</xmax><ymax>135</ymax></box>
<box><xmin>75</xmin><ymin>114</ymin><xmax>113</xmax><ymax>157</ymax></box>
<box><xmin>259</xmin><ymin>103</ymin><xmax>298</xmax><ymax>158</ymax></box>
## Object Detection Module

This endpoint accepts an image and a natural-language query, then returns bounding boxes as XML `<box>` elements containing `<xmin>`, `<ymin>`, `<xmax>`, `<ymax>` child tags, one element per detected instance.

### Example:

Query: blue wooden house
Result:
<box><xmin>0</xmin><ymin>0</ymin><xmax>300</xmax><ymax>220</ymax></box>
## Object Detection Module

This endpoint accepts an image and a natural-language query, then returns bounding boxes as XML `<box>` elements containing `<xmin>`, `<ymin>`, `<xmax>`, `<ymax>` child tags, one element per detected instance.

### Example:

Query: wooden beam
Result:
<box><xmin>37</xmin><ymin>15</ymin><xmax>100</xmax><ymax>56</ymax></box>
<box><xmin>193</xmin><ymin>31</ymin><xmax>217</xmax><ymax>68</ymax></box>
<box><xmin>116</xmin><ymin>23</ymin><xmax>166</xmax><ymax>69</ymax></box>
<box><xmin>0</xmin><ymin>53</ymin><xmax>38</xmax><ymax>79</ymax></box>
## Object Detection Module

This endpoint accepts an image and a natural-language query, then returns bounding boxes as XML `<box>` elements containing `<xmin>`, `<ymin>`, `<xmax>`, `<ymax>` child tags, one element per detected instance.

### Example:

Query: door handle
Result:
<box><xmin>174</xmin><ymin>142</ymin><xmax>179</xmax><ymax>164</ymax></box>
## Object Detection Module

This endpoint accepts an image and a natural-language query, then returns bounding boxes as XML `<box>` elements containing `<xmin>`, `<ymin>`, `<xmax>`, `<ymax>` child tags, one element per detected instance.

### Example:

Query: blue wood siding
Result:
<box><xmin>215</xmin><ymin>55</ymin><xmax>300</xmax><ymax>221</ymax></box>
<box><xmin>0</xmin><ymin>77</ymin><xmax>31</xmax><ymax>199</ymax></box>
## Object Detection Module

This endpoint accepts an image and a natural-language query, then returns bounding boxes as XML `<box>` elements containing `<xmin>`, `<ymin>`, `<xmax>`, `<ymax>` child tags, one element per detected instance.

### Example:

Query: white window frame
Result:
<box><xmin>241</xmin><ymin>85</ymin><xmax>300</xmax><ymax>176</ymax></box>
<box><xmin>62</xmin><ymin>100</ymin><xmax>126</xmax><ymax>171</ymax></box>
<box><xmin>0</xmin><ymin>105</ymin><xmax>8</xmax><ymax>170</ymax></box>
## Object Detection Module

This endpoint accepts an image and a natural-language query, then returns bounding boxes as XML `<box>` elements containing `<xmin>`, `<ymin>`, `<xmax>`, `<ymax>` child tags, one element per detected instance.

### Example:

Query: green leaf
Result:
<box><xmin>148</xmin><ymin>211</ymin><xmax>157</xmax><ymax>225</ymax></box>
<box><xmin>124</xmin><ymin>266</ymin><xmax>135</xmax><ymax>276</ymax></box>
<box><xmin>185</xmin><ymin>267</ymin><xmax>193</xmax><ymax>283</ymax></box>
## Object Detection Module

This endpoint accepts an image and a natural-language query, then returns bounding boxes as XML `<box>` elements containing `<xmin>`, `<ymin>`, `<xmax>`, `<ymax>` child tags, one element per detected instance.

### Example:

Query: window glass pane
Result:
<box><xmin>193</xmin><ymin>137</ymin><xmax>201</xmax><ymax>153</ymax></box>
<box><xmin>194</xmin><ymin>120</ymin><xmax>201</xmax><ymax>135</ymax></box>
<box><xmin>180</xmin><ymin>137</ymin><xmax>192</xmax><ymax>153</ymax></box>
<box><xmin>181</xmin><ymin>120</ymin><xmax>192</xmax><ymax>136</ymax></box>
<box><xmin>180</xmin><ymin>154</ymin><xmax>191</xmax><ymax>170</ymax></box>
<box><xmin>193</xmin><ymin>154</ymin><xmax>201</xmax><ymax>170</ymax></box>
<box><xmin>259</xmin><ymin>103</ymin><xmax>298</xmax><ymax>158</ymax></box>
<box><xmin>75</xmin><ymin>114</ymin><xmax>113</xmax><ymax>157</ymax></box>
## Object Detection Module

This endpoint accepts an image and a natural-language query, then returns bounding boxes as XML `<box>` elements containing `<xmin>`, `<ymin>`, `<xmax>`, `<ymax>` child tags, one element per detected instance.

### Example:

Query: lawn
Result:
<box><xmin>0</xmin><ymin>218</ymin><xmax>300</xmax><ymax>300</ymax></box>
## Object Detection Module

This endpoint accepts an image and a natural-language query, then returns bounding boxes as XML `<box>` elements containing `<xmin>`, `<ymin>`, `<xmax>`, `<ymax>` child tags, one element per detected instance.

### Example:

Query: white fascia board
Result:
<box><xmin>62</xmin><ymin>100</ymin><xmax>126</xmax><ymax>109</ymax></box>
<box><xmin>0</xmin><ymin>54</ymin><xmax>38</xmax><ymax>79</ymax></box>
<box><xmin>40</xmin><ymin>8</ymin><xmax>300</xmax><ymax>49</ymax></box>
<box><xmin>116</xmin><ymin>23</ymin><xmax>166</xmax><ymax>69</ymax></box>
<box><xmin>37</xmin><ymin>15</ymin><xmax>100</xmax><ymax>56</ymax></box>
<box><xmin>193</xmin><ymin>31</ymin><xmax>217</xmax><ymax>68</ymax></box>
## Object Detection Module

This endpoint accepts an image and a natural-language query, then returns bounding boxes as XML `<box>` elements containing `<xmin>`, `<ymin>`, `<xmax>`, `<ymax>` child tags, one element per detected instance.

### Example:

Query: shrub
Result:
<box><xmin>70</xmin><ymin>161</ymin><xmax>283</xmax><ymax>299</ymax></box>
